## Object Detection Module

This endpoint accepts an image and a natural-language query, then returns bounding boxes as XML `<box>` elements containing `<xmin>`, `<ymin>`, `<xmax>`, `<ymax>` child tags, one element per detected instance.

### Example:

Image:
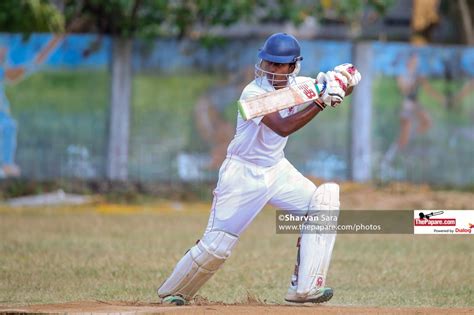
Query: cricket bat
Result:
<box><xmin>238</xmin><ymin>79</ymin><xmax>325</xmax><ymax>121</ymax></box>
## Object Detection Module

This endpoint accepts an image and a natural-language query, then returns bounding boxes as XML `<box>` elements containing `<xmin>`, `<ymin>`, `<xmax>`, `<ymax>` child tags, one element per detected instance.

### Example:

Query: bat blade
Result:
<box><xmin>238</xmin><ymin>79</ymin><xmax>323</xmax><ymax>121</ymax></box>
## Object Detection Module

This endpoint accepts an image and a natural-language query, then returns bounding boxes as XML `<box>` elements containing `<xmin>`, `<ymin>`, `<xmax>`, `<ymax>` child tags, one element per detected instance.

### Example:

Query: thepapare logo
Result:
<box><xmin>418</xmin><ymin>211</ymin><xmax>443</xmax><ymax>219</ymax></box>
<box><xmin>414</xmin><ymin>211</ymin><xmax>456</xmax><ymax>226</ymax></box>
<box><xmin>414</xmin><ymin>210</ymin><xmax>474</xmax><ymax>235</ymax></box>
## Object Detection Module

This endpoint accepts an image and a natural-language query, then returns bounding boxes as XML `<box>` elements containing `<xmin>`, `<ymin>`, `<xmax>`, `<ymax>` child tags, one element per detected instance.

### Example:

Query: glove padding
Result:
<box><xmin>334</xmin><ymin>63</ymin><xmax>361</xmax><ymax>87</ymax></box>
<box><xmin>316</xmin><ymin>71</ymin><xmax>348</xmax><ymax>107</ymax></box>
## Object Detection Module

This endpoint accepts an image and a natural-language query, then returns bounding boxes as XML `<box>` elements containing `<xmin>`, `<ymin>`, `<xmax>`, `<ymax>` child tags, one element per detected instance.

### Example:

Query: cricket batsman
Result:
<box><xmin>157</xmin><ymin>33</ymin><xmax>361</xmax><ymax>305</ymax></box>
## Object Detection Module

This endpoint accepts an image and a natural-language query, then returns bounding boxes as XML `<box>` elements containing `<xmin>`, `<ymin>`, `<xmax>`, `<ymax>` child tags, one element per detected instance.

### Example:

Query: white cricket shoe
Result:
<box><xmin>284</xmin><ymin>285</ymin><xmax>333</xmax><ymax>304</ymax></box>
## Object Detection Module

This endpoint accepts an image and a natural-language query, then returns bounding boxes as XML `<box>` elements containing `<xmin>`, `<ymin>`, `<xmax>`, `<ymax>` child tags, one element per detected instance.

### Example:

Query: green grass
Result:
<box><xmin>5</xmin><ymin>70</ymin><xmax>218</xmax><ymax>180</ymax></box>
<box><xmin>7</xmin><ymin>70</ymin><xmax>110</xmax><ymax>179</ymax></box>
<box><xmin>130</xmin><ymin>73</ymin><xmax>217</xmax><ymax>181</ymax></box>
<box><xmin>0</xmin><ymin>206</ymin><xmax>472</xmax><ymax>307</ymax></box>
<box><xmin>372</xmin><ymin>77</ymin><xmax>474</xmax><ymax>186</ymax></box>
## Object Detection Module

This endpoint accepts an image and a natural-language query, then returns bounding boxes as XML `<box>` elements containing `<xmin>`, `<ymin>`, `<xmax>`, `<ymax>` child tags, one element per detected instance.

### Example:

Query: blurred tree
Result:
<box><xmin>0</xmin><ymin>0</ymin><xmax>64</xmax><ymax>34</ymax></box>
<box><xmin>457</xmin><ymin>0</ymin><xmax>473</xmax><ymax>45</ymax></box>
<box><xmin>314</xmin><ymin>0</ymin><xmax>395</xmax><ymax>37</ymax></box>
<box><xmin>317</xmin><ymin>0</ymin><xmax>394</xmax><ymax>20</ymax></box>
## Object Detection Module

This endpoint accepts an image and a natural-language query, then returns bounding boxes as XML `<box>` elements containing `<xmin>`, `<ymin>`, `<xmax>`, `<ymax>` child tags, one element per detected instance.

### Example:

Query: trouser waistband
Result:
<box><xmin>226</xmin><ymin>154</ymin><xmax>280</xmax><ymax>168</ymax></box>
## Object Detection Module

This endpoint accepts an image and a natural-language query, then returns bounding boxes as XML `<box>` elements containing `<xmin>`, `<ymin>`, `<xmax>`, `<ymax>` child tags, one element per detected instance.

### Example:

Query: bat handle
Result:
<box><xmin>315</xmin><ymin>82</ymin><xmax>326</xmax><ymax>96</ymax></box>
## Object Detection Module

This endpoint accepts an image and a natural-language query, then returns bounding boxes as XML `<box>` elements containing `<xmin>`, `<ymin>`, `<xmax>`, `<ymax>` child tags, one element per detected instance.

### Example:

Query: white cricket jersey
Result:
<box><xmin>226</xmin><ymin>76</ymin><xmax>313</xmax><ymax>167</ymax></box>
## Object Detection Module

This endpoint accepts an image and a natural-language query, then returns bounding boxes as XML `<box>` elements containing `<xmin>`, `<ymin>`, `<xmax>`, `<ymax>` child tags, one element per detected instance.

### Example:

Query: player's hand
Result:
<box><xmin>334</xmin><ymin>63</ymin><xmax>361</xmax><ymax>87</ymax></box>
<box><xmin>316</xmin><ymin>71</ymin><xmax>348</xmax><ymax>107</ymax></box>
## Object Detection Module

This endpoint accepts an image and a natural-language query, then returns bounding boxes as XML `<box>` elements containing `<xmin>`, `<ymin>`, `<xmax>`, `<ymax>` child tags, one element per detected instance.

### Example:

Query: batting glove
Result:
<box><xmin>316</xmin><ymin>71</ymin><xmax>348</xmax><ymax>107</ymax></box>
<box><xmin>334</xmin><ymin>63</ymin><xmax>362</xmax><ymax>87</ymax></box>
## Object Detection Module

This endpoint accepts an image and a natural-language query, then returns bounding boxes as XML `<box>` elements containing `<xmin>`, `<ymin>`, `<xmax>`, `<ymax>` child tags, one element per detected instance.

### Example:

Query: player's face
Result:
<box><xmin>261</xmin><ymin>61</ymin><xmax>296</xmax><ymax>89</ymax></box>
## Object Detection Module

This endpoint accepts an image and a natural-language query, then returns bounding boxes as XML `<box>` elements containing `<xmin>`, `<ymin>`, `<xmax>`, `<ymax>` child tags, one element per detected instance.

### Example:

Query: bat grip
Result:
<box><xmin>315</xmin><ymin>82</ymin><xmax>326</xmax><ymax>95</ymax></box>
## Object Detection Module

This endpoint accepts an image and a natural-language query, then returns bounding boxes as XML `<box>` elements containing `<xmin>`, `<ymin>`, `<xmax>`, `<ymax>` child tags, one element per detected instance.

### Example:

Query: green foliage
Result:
<box><xmin>368</xmin><ymin>0</ymin><xmax>395</xmax><ymax>15</ymax></box>
<box><xmin>62</xmin><ymin>0</ymin><xmax>397</xmax><ymax>39</ymax></box>
<box><xmin>254</xmin><ymin>0</ymin><xmax>308</xmax><ymax>25</ymax></box>
<box><xmin>63</xmin><ymin>0</ymin><xmax>169</xmax><ymax>38</ymax></box>
<box><xmin>0</xmin><ymin>0</ymin><xmax>397</xmax><ymax>39</ymax></box>
<box><xmin>315</xmin><ymin>0</ymin><xmax>395</xmax><ymax>23</ymax></box>
<box><xmin>169</xmin><ymin>0</ymin><xmax>256</xmax><ymax>37</ymax></box>
<box><xmin>0</xmin><ymin>0</ymin><xmax>64</xmax><ymax>34</ymax></box>
<box><xmin>63</xmin><ymin>0</ymin><xmax>256</xmax><ymax>39</ymax></box>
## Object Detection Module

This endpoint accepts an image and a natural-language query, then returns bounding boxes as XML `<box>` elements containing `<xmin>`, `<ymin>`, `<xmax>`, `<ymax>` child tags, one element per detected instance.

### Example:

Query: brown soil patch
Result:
<box><xmin>1</xmin><ymin>301</ymin><xmax>473</xmax><ymax>314</ymax></box>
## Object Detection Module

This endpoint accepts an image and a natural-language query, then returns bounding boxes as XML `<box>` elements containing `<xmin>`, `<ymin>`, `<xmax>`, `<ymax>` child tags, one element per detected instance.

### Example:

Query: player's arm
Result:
<box><xmin>262</xmin><ymin>102</ymin><xmax>323</xmax><ymax>137</ymax></box>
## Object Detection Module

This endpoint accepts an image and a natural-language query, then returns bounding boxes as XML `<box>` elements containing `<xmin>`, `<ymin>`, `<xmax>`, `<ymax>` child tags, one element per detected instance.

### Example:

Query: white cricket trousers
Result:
<box><xmin>204</xmin><ymin>154</ymin><xmax>317</xmax><ymax>236</ymax></box>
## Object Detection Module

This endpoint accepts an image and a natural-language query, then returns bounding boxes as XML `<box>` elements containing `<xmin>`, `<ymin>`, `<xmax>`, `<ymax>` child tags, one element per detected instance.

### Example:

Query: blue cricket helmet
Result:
<box><xmin>258</xmin><ymin>33</ymin><xmax>303</xmax><ymax>64</ymax></box>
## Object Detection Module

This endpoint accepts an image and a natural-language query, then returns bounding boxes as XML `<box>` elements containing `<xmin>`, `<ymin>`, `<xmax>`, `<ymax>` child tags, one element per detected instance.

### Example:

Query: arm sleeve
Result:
<box><xmin>251</xmin><ymin>114</ymin><xmax>264</xmax><ymax>125</ymax></box>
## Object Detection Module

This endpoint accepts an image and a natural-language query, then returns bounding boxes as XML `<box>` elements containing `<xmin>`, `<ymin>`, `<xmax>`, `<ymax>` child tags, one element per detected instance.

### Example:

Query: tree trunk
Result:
<box><xmin>349</xmin><ymin>42</ymin><xmax>372</xmax><ymax>182</ymax></box>
<box><xmin>458</xmin><ymin>0</ymin><xmax>474</xmax><ymax>45</ymax></box>
<box><xmin>106</xmin><ymin>37</ymin><xmax>132</xmax><ymax>181</ymax></box>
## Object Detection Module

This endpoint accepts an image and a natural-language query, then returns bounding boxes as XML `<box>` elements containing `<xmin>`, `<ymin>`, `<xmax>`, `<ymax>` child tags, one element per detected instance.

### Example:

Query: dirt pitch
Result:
<box><xmin>1</xmin><ymin>301</ymin><xmax>473</xmax><ymax>314</ymax></box>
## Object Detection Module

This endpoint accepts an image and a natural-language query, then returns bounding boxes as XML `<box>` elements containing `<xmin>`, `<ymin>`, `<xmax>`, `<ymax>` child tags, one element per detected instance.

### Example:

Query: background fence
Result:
<box><xmin>1</xmin><ymin>34</ymin><xmax>473</xmax><ymax>187</ymax></box>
